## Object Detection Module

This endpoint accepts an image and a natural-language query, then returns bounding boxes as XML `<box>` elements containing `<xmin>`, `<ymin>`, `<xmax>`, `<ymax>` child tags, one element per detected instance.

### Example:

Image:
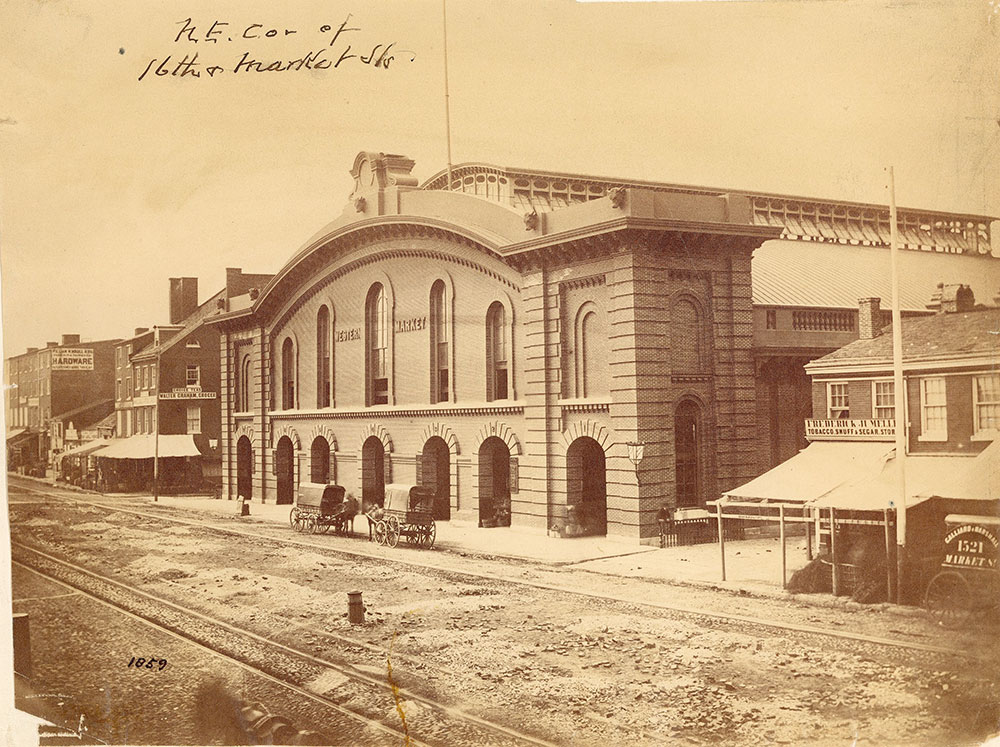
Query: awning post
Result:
<box><xmin>884</xmin><ymin>508</ymin><xmax>895</xmax><ymax>603</ymax></box>
<box><xmin>805</xmin><ymin>506</ymin><xmax>813</xmax><ymax>560</ymax></box>
<box><xmin>717</xmin><ymin>503</ymin><xmax>726</xmax><ymax>582</ymax></box>
<box><xmin>830</xmin><ymin>507</ymin><xmax>839</xmax><ymax>596</ymax></box>
<box><xmin>779</xmin><ymin>504</ymin><xmax>787</xmax><ymax>589</ymax></box>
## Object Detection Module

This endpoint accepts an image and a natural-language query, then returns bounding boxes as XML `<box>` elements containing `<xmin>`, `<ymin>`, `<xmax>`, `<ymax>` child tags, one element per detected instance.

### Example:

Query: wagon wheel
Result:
<box><xmin>424</xmin><ymin>522</ymin><xmax>436</xmax><ymax>548</ymax></box>
<box><xmin>386</xmin><ymin>515</ymin><xmax>400</xmax><ymax>548</ymax></box>
<box><xmin>925</xmin><ymin>571</ymin><xmax>973</xmax><ymax>629</ymax></box>
<box><xmin>317</xmin><ymin>519</ymin><xmax>332</xmax><ymax>534</ymax></box>
<box><xmin>373</xmin><ymin>520</ymin><xmax>387</xmax><ymax>546</ymax></box>
<box><xmin>289</xmin><ymin>507</ymin><xmax>298</xmax><ymax>529</ymax></box>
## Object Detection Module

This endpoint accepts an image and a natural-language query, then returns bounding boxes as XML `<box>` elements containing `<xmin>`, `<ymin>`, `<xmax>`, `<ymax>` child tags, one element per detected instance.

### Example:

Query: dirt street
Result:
<box><xmin>9</xmin><ymin>483</ymin><xmax>1000</xmax><ymax>746</ymax></box>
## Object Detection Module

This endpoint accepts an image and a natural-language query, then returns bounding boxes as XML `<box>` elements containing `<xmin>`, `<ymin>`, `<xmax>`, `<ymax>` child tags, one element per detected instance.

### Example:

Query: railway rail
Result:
<box><xmin>10</xmin><ymin>479</ymin><xmax>977</xmax><ymax>660</ymax></box>
<box><xmin>11</xmin><ymin>542</ymin><xmax>561</xmax><ymax>747</ymax></box>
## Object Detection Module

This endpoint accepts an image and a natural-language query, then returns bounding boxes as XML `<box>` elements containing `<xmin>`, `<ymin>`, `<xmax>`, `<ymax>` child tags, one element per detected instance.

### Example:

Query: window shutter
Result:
<box><xmin>509</xmin><ymin>457</ymin><xmax>519</xmax><ymax>494</ymax></box>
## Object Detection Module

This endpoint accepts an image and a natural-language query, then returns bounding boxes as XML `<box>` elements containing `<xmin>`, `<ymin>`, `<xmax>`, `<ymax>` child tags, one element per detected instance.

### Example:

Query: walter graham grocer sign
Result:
<box><xmin>51</xmin><ymin>348</ymin><xmax>94</xmax><ymax>370</ymax></box>
<box><xmin>805</xmin><ymin>418</ymin><xmax>896</xmax><ymax>441</ymax></box>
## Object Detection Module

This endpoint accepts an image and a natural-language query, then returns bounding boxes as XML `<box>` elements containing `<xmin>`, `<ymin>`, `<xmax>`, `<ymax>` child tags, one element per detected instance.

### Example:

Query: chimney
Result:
<box><xmin>46</xmin><ymin>342</ymin><xmax>58</xmax><ymax>348</ymax></box>
<box><xmin>134</xmin><ymin>327</ymin><xmax>149</xmax><ymax>337</ymax></box>
<box><xmin>169</xmin><ymin>277</ymin><xmax>199</xmax><ymax>324</ymax></box>
<box><xmin>927</xmin><ymin>283</ymin><xmax>975</xmax><ymax>314</ymax></box>
<box><xmin>60</xmin><ymin>334</ymin><xmax>80</xmax><ymax>345</ymax></box>
<box><xmin>858</xmin><ymin>297</ymin><xmax>882</xmax><ymax>340</ymax></box>
<box><xmin>26</xmin><ymin>347</ymin><xmax>38</xmax><ymax>354</ymax></box>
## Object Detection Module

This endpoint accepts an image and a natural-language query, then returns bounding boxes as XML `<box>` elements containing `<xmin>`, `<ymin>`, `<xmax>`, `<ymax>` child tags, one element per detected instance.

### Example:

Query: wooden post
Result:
<box><xmin>779</xmin><ymin>504</ymin><xmax>787</xmax><ymax>589</ymax></box>
<box><xmin>717</xmin><ymin>503</ymin><xmax>726</xmax><ymax>582</ymax></box>
<box><xmin>830</xmin><ymin>507</ymin><xmax>839</xmax><ymax>596</ymax></box>
<box><xmin>884</xmin><ymin>508</ymin><xmax>895</xmax><ymax>603</ymax></box>
<box><xmin>805</xmin><ymin>506</ymin><xmax>813</xmax><ymax>560</ymax></box>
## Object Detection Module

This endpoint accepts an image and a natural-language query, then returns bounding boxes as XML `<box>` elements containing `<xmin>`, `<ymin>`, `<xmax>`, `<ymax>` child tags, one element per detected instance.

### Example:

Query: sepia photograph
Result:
<box><xmin>2</xmin><ymin>0</ymin><xmax>999</xmax><ymax>744</ymax></box>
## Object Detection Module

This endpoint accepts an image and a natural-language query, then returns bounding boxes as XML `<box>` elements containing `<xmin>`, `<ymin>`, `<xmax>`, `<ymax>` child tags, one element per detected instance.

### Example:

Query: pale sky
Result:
<box><xmin>1</xmin><ymin>0</ymin><xmax>998</xmax><ymax>358</ymax></box>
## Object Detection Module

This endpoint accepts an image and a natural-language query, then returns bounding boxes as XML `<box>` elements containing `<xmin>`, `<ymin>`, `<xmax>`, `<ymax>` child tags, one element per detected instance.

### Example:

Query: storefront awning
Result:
<box><xmin>58</xmin><ymin>440</ymin><xmax>111</xmax><ymax>460</ymax></box>
<box><xmin>95</xmin><ymin>434</ymin><xmax>202</xmax><ymax>460</ymax></box>
<box><xmin>722</xmin><ymin>441</ymin><xmax>894</xmax><ymax>504</ymax></box>
<box><xmin>6</xmin><ymin>429</ymin><xmax>33</xmax><ymax>445</ymax></box>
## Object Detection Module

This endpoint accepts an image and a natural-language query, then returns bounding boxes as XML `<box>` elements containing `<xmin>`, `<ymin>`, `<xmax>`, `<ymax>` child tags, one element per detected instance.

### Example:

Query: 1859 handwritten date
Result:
<box><xmin>128</xmin><ymin>657</ymin><xmax>168</xmax><ymax>671</ymax></box>
<box><xmin>138</xmin><ymin>14</ymin><xmax>415</xmax><ymax>82</ymax></box>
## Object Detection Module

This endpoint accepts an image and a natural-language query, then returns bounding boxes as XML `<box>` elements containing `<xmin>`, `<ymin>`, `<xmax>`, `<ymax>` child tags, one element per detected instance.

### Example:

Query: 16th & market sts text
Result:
<box><xmin>137</xmin><ymin>15</ymin><xmax>415</xmax><ymax>81</ymax></box>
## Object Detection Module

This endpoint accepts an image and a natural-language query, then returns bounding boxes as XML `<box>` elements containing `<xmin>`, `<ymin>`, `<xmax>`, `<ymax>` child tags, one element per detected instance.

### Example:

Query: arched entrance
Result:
<box><xmin>567</xmin><ymin>437</ymin><xmax>607</xmax><ymax>536</ymax></box>
<box><xmin>311</xmin><ymin>436</ymin><xmax>330</xmax><ymax>484</ymax></box>
<box><xmin>421</xmin><ymin>437</ymin><xmax>451</xmax><ymax>521</ymax></box>
<box><xmin>236</xmin><ymin>436</ymin><xmax>253</xmax><ymax>500</ymax></box>
<box><xmin>361</xmin><ymin>436</ymin><xmax>385</xmax><ymax>507</ymax></box>
<box><xmin>275</xmin><ymin>436</ymin><xmax>295</xmax><ymax>505</ymax></box>
<box><xmin>478</xmin><ymin>436</ymin><xmax>510</xmax><ymax>527</ymax></box>
<box><xmin>674</xmin><ymin>400</ymin><xmax>701</xmax><ymax>508</ymax></box>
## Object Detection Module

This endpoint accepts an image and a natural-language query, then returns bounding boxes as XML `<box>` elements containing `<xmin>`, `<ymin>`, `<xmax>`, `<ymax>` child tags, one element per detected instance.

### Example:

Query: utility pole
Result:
<box><xmin>888</xmin><ymin>166</ymin><xmax>907</xmax><ymax>604</ymax></box>
<box><xmin>442</xmin><ymin>0</ymin><xmax>453</xmax><ymax>190</ymax></box>
<box><xmin>153</xmin><ymin>350</ymin><xmax>160</xmax><ymax>502</ymax></box>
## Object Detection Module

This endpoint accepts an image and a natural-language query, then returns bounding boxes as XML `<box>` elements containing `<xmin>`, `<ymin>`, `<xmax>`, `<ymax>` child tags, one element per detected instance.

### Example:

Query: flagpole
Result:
<box><xmin>889</xmin><ymin>166</ymin><xmax>906</xmax><ymax>603</ymax></box>
<box><xmin>442</xmin><ymin>0</ymin><xmax>453</xmax><ymax>190</ymax></box>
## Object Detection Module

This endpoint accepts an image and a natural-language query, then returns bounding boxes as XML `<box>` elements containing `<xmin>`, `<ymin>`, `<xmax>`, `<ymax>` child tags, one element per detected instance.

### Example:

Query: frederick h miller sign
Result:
<box><xmin>805</xmin><ymin>419</ymin><xmax>896</xmax><ymax>441</ymax></box>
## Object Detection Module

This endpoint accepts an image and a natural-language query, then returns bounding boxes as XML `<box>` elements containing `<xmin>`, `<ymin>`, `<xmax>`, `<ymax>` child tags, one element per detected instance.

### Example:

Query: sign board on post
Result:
<box><xmin>805</xmin><ymin>418</ymin><xmax>895</xmax><ymax>441</ymax></box>
<box><xmin>52</xmin><ymin>349</ymin><xmax>94</xmax><ymax>370</ymax></box>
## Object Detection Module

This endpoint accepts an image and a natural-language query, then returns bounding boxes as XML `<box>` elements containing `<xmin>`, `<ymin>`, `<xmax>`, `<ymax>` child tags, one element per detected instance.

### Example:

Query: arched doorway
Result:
<box><xmin>674</xmin><ymin>400</ymin><xmax>701</xmax><ymax>508</ymax></box>
<box><xmin>236</xmin><ymin>436</ymin><xmax>253</xmax><ymax>501</ymax></box>
<box><xmin>567</xmin><ymin>437</ymin><xmax>607</xmax><ymax>536</ymax></box>
<box><xmin>478</xmin><ymin>437</ymin><xmax>510</xmax><ymax>527</ymax></box>
<box><xmin>421</xmin><ymin>437</ymin><xmax>451</xmax><ymax>521</ymax></box>
<box><xmin>275</xmin><ymin>436</ymin><xmax>295</xmax><ymax>505</ymax></box>
<box><xmin>361</xmin><ymin>436</ymin><xmax>385</xmax><ymax>507</ymax></box>
<box><xmin>311</xmin><ymin>436</ymin><xmax>330</xmax><ymax>484</ymax></box>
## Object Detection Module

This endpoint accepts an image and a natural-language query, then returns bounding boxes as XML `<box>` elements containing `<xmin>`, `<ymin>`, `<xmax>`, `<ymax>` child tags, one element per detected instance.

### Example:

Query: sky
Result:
<box><xmin>1</xmin><ymin>0</ymin><xmax>998</xmax><ymax>358</ymax></box>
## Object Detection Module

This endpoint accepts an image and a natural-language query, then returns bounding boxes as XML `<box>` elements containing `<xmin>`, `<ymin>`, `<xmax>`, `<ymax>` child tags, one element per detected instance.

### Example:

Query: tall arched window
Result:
<box><xmin>239</xmin><ymin>354</ymin><xmax>252</xmax><ymax>412</ymax></box>
<box><xmin>574</xmin><ymin>302</ymin><xmax>607</xmax><ymax>398</ymax></box>
<box><xmin>366</xmin><ymin>284</ymin><xmax>389</xmax><ymax>405</ymax></box>
<box><xmin>430</xmin><ymin>280</ymin><xmax>449</xmax><ymax>403</ymax></box>
<box><xmin>671</xmin><ymin>297</ymin><xmax>705</xmax><ymax>374</ymax></box>
<box><xmin>310</xmin><ymin>436</ymin><xmax>330</xmax><ymax>483</ymax></box>
<box><xmin>281</xmin><ymin>337</ymin><xmax>295</xmax><ymax>410</ymax></box>
<box><xmin>486</xmin><ymin>301</ymin><xmax>508</xmax><ymax>401</ymax></box>
<box><xmin>316</xmin><ymin>306</ymin><xmax>331</xmax><ymax>408</ymax></box>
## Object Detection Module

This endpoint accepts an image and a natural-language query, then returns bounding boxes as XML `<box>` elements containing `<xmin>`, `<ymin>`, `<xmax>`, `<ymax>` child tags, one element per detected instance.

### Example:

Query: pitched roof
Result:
<box><xmin>130</xmin><ymin>288</ymin><xmax>225</xmax><ymax>360</ymax></box>
<box><xmin>751</xmin><ymin>240</ymin><xmax>1000</xmax><ymax>311</ymax></box>
<box><xmin>808</xmin><ymin>308</ymin><xmax>1000</xmax><ymax>366</ymax></box>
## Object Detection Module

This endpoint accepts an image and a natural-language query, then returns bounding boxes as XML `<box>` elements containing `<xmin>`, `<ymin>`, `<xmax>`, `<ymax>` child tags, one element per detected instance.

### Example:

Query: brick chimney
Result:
<box><xmin>46</xmin><ymin>342</ymin><xmax>58</xmax><ymax>348</ymax></box>
<box><xmin>60</xmin><ymin>334</ymin><xmax>80</xmax><ymax>345</ymax></box>
<box><xmin>134</xmin><ymin>327</ymin><xmax>149</xmax><ymax>337</ymax></box>
<box><xmin>858</xmin><ymin>297</ymin><xmax>882</xmax><ymax>340</ymax></box>
<box><xmin>169</xmin><ymin>278</ymin><xmax>199</xmax><ymax>324</ymax></box>
<box><xmin>927</xmin><ymin>283</ymin><xmax>975</xmax><ymax>314</ymax></box>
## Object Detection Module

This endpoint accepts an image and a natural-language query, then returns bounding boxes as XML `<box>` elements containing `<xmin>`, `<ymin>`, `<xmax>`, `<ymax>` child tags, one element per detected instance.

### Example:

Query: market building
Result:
<box><xmin>208</xmin><ymin>151</ymin><xmax>1000</xmax><ymax>544</ymax></box>
<box><xmin>4</xmin><ymin>335</ymin><xmax>119</xmax><ymax>474</ymax></box>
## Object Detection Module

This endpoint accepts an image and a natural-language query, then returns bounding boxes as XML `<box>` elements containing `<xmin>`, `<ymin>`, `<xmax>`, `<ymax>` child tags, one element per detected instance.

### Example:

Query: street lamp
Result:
<box><xmin>625</xmin><ymin>441</ymin><xmax>645</xmax><ymax>486</ymax></box>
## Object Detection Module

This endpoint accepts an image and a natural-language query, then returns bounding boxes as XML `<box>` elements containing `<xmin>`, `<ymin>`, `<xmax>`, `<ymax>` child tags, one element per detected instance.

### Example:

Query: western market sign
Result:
<box><xmin>805</xmin><ymin>418</ymin><xmax>895</xmax><ymax>441</ymax></box>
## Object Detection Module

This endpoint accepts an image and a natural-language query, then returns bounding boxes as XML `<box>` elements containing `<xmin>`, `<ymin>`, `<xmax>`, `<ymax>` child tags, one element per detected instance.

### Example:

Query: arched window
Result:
<box><xmin>430</xmin><ymin>280</ymin><xmax>449</xmax><ymax>403</ymax></box>
<box><xmin>310</xmin><ymin>436</ymin><xmax>330</xmax><ymax>483</ymax></box>
<box><xmin>281</xmin><ymin>337</ymin><xmax>295</xmax><ymax>410</ymax></box>
<box><xmin>366</xmin><ymin>284</ymin><xmax>389</xmax><ymax>405</ymax></box>
<box><xmin>316</xmin><ymin>306</ymin><xmax>331</xmax><ymax>408</ymax></box>
<box><xmin>674</xmin><ymin>400</ymin><xmax>701</xmax><ymax>508</ymax></box>
<box><xmin>239</xmin><ymin>354</ymin><xmax>252</xmax><ymax>412</ymax></box>
<box><xmin>486</xmin><ymin>301</ymin><xmax>508</xmax><ymax>401</ymax></box>
<box><xmin>574</xmin><ymin>302</ymin><xmax>607</xmax><ymax>398</ymax></box>
<box><xmin>671</xmin><ymin>297</ymin><xmax>705</xmax><ymax>374</ymax></box>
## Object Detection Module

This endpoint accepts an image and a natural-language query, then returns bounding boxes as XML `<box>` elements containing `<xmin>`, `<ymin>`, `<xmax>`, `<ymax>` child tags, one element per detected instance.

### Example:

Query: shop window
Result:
<box><xmin>486</xmin><ymin>301</ymin><xmax>508</xmax><ymax>401</ymax></box>
<box><xmin>827</xmin><ymin>382</ymin><xmax>850</xmax><ymax>419</ymax></box>
<box><xmin>317</xmin><ymin>305</ymin><xmax>331</xmax><ymax>408</ymax></box>
<box><xmin>973</xmin><ymin>374</ymin><xmax>1000</xmax><ymax>436</ymax></box>
<box><xmin>430</xmin><ymin>280</ymin><xmax>449</xmax><ymax>403</ymax></box>
<box><xmin>920</xmin><ymin>377</ymin><xmax>947</xmax><ymax>440</ymax></box>
<box><xmin>366</xmin><ymin>284</ymin><xmax>389</xmax><ymax>405</ymax></box>
<box><xmin>872</xmin><ymin>381</ymin><xmax>894</xmax><ymax>419</ymax></box>
<box><xmin>281</xmin><ymin>338</ymin><xmax>296</xmax><ymax>410</ymax></box>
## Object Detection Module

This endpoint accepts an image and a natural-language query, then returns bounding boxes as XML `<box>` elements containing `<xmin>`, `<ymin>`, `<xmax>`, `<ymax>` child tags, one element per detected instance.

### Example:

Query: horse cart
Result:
<box><xmin>923</xmin><ymin>514</ymin><xmax>999</xmax><ymax>629</ymax></box>
<box><xmin>370</xmin><ymin>484</ymin><xmax>436</xmax><ymax>548</ymax></box>
<box><xmin>290</xmin><ymin>483</ymin><xmax>358</xmax><ymax>535</ymax></box>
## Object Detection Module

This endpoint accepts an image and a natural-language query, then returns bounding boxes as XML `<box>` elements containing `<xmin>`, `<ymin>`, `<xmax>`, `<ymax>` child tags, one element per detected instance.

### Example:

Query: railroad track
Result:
<box><xmin>11</xmin><ymin>480</ymin><xmax>977</xmax><ymax>660</ymax></box>
<box><xmin>12</xmin><ymin>542</ymin><xmax>562</xmax><ymax>747</ymax></box>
